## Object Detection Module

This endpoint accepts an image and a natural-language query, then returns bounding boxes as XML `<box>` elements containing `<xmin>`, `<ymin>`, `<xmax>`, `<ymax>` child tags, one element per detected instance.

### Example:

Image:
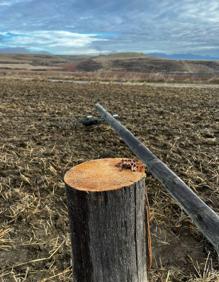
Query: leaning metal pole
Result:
<box><xmin>96</xmin><ymin>103</ymin><xmax>219</xmax><ymax>254</ymax></box>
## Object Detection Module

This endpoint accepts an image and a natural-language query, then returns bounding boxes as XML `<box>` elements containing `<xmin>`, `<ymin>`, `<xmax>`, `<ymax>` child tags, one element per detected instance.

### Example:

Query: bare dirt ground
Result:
<box><xmin>0</xmin><ymin>79</ymin><xmax>219</xmax><ymax>281</ymax></box>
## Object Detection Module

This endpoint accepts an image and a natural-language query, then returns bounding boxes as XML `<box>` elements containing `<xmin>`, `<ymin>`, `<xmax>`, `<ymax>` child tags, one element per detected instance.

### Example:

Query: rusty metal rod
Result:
<box><xmin>96</xmin><ymin>103</ymin><xmax>219</xmax><ymax>254</ymax></box>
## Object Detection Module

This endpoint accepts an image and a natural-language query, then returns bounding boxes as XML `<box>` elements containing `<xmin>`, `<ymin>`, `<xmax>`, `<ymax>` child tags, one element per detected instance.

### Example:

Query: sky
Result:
<box><xmin>0</xmin><ymin>0</ymin><xmax>219</xmax><ymax>57</ymax></box>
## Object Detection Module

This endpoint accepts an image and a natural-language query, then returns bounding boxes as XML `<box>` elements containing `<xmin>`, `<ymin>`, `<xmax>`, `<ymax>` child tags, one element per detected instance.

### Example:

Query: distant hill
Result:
<box><xmin>1</xmin><ymin>49</ymin><xmax>218</xmax><ymax>61</ymax></box>
<box><xmin>0</xmin><ymin>47</ymin><xmax>50</xmax><ymax>55</ymax></box>
<box><xmin>0</xmin><ymin>52</ymin><xmax>218</xmax><ymax>74</ymax></box>
<box><xmin>0</xmin><ymin>47</ymin><xmax>31</xmax><ymax>54</ymax></box>
<box><xmin>0</xmin><ymin>52</ymin><xmax>219</xmax><ymax>84</ymax></box>
<box><xmin>92</xmin><ymin>53</ymin><xmax>219</xmax><ymax>74</ymax></box>
<box><xmin>95</xmin><ymin>52</ymin><xmax>147</xmax><ymax>59</ymax></box>
<box><xmin>148</xmin><ymin>52</ymin><xmax>219</xmax><ymax>61</ymax></box>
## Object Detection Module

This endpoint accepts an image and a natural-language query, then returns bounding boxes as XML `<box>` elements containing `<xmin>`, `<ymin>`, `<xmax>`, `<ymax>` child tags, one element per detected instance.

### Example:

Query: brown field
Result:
<box><xmin>0</xmin><ymin>78</ymin><xmax>219</xmax><ymax>281</ymax></box>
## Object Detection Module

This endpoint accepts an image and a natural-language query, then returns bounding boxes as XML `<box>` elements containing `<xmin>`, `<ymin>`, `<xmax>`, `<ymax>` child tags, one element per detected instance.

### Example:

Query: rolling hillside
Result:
<box><xmin>0</xmin><ymin>53</ymin><xmax>218</xmax><ymax>83</ymax></box>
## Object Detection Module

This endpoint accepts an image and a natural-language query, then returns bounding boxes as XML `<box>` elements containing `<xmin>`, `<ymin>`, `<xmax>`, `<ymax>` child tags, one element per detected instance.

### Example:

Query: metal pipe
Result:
<box><xmin>96</xmin><ymin>103</ymin><xmax>219</xmax><ymax>254</ymax></box>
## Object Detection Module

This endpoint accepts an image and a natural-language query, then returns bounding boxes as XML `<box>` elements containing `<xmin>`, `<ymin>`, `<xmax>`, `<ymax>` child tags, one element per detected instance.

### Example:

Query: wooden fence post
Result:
<box><xmin>64</xmin><ymin>158</ymin><xmax>148</xmax><ymax>282</ymax></box>
<box><xmin>95</xmin><ymin>103</ymin><xmax>219</xmax><ymax>255</ymax></box>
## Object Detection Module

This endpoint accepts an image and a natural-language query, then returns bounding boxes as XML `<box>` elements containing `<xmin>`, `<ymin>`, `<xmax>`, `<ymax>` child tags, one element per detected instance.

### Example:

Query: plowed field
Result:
<box><xmin>0</xmin><ymin>79</ymin><xmax>218</xmax><ymax>281</ymax></box>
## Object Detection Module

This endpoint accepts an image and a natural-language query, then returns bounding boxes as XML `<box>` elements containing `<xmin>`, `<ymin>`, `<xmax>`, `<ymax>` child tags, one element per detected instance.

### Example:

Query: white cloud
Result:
<box><xmin>0</xmin><ymin>0</ymin><xmax>219</xmax><ymax>56</ymax></box>
<box><xmin>0</xmin><ymin>0</ymin><xmax>31</xmax><ymax>6</ymax></box>
<box><xmin>0</xmin><ymin>30</ymin><xmax>108</xmax><ymax>54</ymax></box>
<box><xmin>0</xmin><ymin>2</ymin><xmax>10</xmax><ymax>6</ymax></box>
<box><xmin>178</xmin><ymin>0</ymin><xmax>219</xmax><ymax>23</ymax></box>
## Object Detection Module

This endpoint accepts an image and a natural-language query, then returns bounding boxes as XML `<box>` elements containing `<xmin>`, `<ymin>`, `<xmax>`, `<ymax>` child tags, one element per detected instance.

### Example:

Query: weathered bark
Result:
<box><xmin>64</xmin><ymin>158</ymin><xmax>148</xmax><ymax>282</ymax></box>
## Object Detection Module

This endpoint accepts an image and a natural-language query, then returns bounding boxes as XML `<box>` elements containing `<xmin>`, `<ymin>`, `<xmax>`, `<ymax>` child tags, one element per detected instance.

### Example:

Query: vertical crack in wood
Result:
<box><xmin>145</xmin><ymin>187</ymin><xmax>152</xmax><ymax>270</ymax></box>
<box><xmin>134</xmin><ymin>184</ymin><xmax>139</xmax><ymax>280</ymax></box>
<box><xmin>66</xmin><ymin>189</ymin><xmax>94</xmax><ymax>282</ymax></box>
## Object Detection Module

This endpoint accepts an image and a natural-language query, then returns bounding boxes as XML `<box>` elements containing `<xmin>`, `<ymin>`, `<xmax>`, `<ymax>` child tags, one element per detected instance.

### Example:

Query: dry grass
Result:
<box><xmin>0</xmin><ymin>79</ymin><xmax>218</xmax><ymax>281</ymax></box>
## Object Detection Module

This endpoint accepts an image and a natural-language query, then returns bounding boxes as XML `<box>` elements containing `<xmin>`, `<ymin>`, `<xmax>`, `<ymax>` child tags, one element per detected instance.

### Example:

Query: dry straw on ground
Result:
<box><xmin>0</xmin><ymin>79</ymin><xmax>218</xmax><ymax>281</ymax></box>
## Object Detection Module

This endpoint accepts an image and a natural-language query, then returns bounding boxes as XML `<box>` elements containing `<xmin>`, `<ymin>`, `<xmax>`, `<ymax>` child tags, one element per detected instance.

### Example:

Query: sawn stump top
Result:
<box><xmin>64</xmin><ymin>158</ymin><xmax>146</xmax><ymax>192</ymax></box>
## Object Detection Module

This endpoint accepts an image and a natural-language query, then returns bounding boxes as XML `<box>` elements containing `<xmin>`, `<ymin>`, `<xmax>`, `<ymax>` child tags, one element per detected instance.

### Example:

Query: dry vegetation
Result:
<box><xmin>0</xmin><ymin>78</ymin><xmax>219</xmax><ymax>281</ymax></box>
<box><xmin>0</xmin><ymin>53</ymin><xmax>219</xmax><ymax>84</ymax></box>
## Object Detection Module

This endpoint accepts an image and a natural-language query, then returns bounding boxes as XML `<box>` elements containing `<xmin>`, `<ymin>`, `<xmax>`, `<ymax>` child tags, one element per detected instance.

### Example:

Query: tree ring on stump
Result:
<box><xmin>64</xmin><ymin>158</ymin><xmax>145</xmax><ymax>192</ymax></box>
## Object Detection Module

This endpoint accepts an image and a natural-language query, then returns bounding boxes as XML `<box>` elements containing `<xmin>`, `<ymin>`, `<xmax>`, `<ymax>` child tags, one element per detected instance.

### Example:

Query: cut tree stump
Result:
<box><xmin>64</xmin><ymin>158</ymin><xmax>148</xmax><ymax>282</ymax></box>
